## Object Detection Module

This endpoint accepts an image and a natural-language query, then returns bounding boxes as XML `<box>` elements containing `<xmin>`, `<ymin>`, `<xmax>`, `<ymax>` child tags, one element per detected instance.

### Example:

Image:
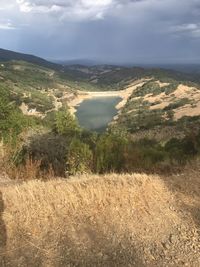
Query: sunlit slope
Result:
<box><xmin>0</xmin><ymin>60</ymin><xmax>76</xmax><ymax>117</ymax></box>
<box><xmin>114</xmin><ymin>79</ymin><xmax>200</xmax><ymax>140</ymax></box>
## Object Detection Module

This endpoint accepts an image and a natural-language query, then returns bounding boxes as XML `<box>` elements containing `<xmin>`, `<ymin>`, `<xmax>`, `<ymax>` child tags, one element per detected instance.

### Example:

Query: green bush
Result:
<box><xmin>165</xmin><ymin>135</ymin><xmax>198</xmax><ymax>164</ymax></box>
<box><xmin>164</xmin><ymin>98</ymin><xmax>190</xmax><ymax>111</ymax></box>
<box><xmin>55</xmin><ymin>109</ymin><xmax>80</xmax><ymax>136</ymax></box>
<box><xmin>95</xmin><ymin>132</ymin><xmax>128</xmax><ymax>173</ymax></box>
<box><xmin>66</xmin><ymin>138</ymin><xmax>93</xmax><ymax>175</ymax></box>
<box><xmin>0</xmin><ymin>85</ymin><xmax>39</xmax><ymax>145</ymax></box>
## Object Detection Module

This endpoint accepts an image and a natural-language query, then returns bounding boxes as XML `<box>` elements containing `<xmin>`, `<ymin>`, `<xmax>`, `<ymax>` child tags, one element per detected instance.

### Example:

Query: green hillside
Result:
<box><xmin>2</xmin><ymin>48</ymin><xmax>200</xmax><ymax>92</ymax></box>
<box><xmin>0</xmin><ymin>48</ymin><xmax>61</xmax><ymax>70</ymax></box>
<box><xmin>0</xmin><ymin>60</ymin><xmax>77</xmax><ymax>113</ymax></box>
<box><xmin>0</xmin><ymin>50</ymin><xmax>200</xmax><ymax>178</ymax></box>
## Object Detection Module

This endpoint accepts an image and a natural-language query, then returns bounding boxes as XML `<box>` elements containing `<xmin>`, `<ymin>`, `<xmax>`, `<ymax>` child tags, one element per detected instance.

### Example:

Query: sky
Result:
<box><xmin>0</xmin><ymin>0</ymin><xmax>200</xmax><ymax>64</ymax></box>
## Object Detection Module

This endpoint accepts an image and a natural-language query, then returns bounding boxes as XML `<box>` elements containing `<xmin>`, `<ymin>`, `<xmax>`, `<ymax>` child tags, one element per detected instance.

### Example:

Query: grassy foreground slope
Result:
<box><xmin>0</xmin><ymin>170</ymin><xmax>199</xmax><ymax>267</ymax></box>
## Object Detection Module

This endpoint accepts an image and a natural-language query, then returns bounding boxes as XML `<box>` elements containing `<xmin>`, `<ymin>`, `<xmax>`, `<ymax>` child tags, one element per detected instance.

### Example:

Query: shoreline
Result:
<box><xmin>67</xmin><ymin>79</ymin><xmax>147</xmax><ymax>116</ymax></box>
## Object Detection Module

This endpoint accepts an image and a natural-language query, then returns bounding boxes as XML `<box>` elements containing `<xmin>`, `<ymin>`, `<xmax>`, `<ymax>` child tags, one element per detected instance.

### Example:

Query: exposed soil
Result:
<box><xmin>145</xmin><ymin>84</ymin><xmax>200</xmax><ymax>120</ymax></box>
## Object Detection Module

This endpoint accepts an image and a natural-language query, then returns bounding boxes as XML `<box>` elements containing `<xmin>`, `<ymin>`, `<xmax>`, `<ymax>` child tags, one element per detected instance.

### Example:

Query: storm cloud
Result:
<box><xmin>0</xmin><ymin>0</ymin><xmax>200</xmax><ymax>63</ymax></box>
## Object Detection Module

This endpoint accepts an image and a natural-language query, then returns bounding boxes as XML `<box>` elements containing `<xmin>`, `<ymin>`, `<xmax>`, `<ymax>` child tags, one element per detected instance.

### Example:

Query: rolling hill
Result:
<box><xmin>0</xmin><ymin>48</ymin><xmax>61</xmax><ymax>71</ymax></box>
<box><xmin>1</xmin><ymin>47</ymin><xmax>200</xmax><ymax>141</ymax></box>
<box><xmin>0</xmin><ymin>60</ymin><xmax>77</xmax><ymax>116</ymax></box>
<box><xmin>1</xmin><ymin>47</ymin><xmax>200</xmax><ymax>91</ymax></box>
<box><xmin>113</xmin><ymin>79</ymin><xmax>200</xmax><ymax>141</ymax></box>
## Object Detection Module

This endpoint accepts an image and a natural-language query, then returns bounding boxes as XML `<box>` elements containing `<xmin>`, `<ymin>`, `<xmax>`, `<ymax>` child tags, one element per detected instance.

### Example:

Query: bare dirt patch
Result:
<box><xmin>19</xmin><ymin>102</ymin><xmax>44</xmax><ymax>118</ymax></box>
<box><xmin>156</xmin><ymin>81</ymin><xmax>170</xmax><ymax>87</ymax></box>
<box><xmin>174</xmin><ymin>101</ymin><xmax>200</xmax><ymax>120</ymax></box>
<box><xmin>144</xmin><ymin>83</ymin><xmax>200</xmax><ymax>119</ymax></box>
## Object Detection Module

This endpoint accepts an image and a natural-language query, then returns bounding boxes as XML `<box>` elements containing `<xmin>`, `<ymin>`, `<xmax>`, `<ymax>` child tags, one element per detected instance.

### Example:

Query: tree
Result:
<box><xmin>55</xmin><ymin>109</ymin><xmax>80</xmax><ymax>136</ymax></box>
<box><xmin>95</xmin><ymin>133</ymin><xmax>128</xmax><ymax>173</ymax></box>
<box><xmin>66</xmin><ymin>138</ymin><xmax>93</xmax><ymax>175</ymax></box>
<box><xmin>0</xmin><ymin>87</ymin><xmax>37</xmax><ymax>144</ymax></box>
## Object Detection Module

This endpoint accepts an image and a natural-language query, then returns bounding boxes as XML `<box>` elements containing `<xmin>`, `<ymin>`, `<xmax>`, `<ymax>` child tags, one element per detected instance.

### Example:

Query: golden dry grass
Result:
<box><xmin>1</xmin><ymin>172</ymin><xmax>199</xmax><ymax>266</ymax></box>
<box><xmin>146</xmin><ymin>83</ymin><xmax>200</xmax><ymax>119</ymax></box>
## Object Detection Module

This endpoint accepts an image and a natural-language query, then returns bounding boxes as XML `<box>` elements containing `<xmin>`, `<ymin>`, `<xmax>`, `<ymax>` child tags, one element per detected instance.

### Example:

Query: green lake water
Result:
<box><xmin>75</xmin><ymin>97</ymin><xmax>122</xmax><ymax>132</ymax></box>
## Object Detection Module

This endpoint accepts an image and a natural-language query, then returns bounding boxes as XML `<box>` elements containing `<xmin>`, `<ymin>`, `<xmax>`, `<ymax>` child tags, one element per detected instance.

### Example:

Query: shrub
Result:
<box><xmin>95</xmin><ymin>133</ymin><xmax>128</xmax><ymax>173</ymax></box>
<box><xmin>55</xmin><ymin>109</ymin><xmax>80</xmax><ymax>136</ymax></box>
<box><xmin>19</xmin><ymin>132</ymin><xmax>69</xmax><ymax>176</ymax></box>
<box><xmin>124</xmin><ymin>139</ymin><xmax>167</xmax><ymax>172</ymax></box>
<box><xmin>163</xmin><ymin>98</ymin><xmax>190</xmax><ymax>111</ymax></box>
<box><xmin>0</xmin><ymin>97</ymin><xmax>39</xmax><ymax>145</ymax></box>
<box><xmin>165</xmin><ymin>135</ymin><xmax>198</xmax><ymax>164</ymax></box>
<box><xmin>66</xmin><ymin>138</ymin><xmax>93</xmax><ymax>176</ymax></box>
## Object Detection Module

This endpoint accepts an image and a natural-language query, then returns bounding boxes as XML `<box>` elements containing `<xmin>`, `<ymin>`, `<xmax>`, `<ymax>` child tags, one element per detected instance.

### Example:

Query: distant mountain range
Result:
<box><xmin>53</xmin><ymin>59</ymin><xmax>200</xmax><ymax>73</ymax></box>
<box><xmin>1</xmin><ymin>48</ymin><xmax>200</xmax><ymax>87</ymax></box>
<box><xmin>52</xmin><ymin>59</ymin><xmax>101</xmax><ymax>67</ymax></box>
<box><xmin>1</xmin><ymin>47</ymin><xmax>200</xmax><ymax>72</ymax></box>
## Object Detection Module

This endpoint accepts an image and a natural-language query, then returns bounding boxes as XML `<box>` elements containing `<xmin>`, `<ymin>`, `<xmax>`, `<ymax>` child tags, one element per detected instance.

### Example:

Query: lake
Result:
<box><xmin>75</xmin><ymin>97</ymin><xmax>122</xmax><ymax>132</ymax></box>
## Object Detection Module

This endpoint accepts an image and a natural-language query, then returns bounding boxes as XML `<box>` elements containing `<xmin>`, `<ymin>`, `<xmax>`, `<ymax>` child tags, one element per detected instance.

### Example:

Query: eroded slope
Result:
<box><xmin>115</xmin><ymin>79</ymin><xmax>200</xmax><ymax>140</ymax></box>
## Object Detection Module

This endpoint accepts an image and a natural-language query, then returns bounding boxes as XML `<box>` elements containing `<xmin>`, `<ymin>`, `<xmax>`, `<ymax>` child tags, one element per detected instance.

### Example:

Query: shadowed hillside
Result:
<box><xmin>0</xmin><ymin>48</ymin><xmax>61</xmax><ymax>71</ymax></box>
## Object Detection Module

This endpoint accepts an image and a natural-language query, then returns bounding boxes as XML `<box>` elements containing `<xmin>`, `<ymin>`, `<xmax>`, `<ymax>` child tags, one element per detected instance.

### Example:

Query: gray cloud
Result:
<box><xmin>0</xmin><ymin>0</ymin><xmax>199</xmax><ymax>63</ymax></box>
<box><xmin>170</xmin><ymin>23</ymin><xmax>200</xmax><ymax>38</ymax></box>
<box><xmin>0</xmin><ymin>20</ymin><xmax>16</xmax><ymax>30</ymax></box>
<box><xmin>16</xmin><ymin>0</ymin><xmax>119</xmax><ymax>18</ymax></box>
<box><xmin>15</xmin><ymin>0</ymin><xmax>148</xmax><ymax>20</ymax></box>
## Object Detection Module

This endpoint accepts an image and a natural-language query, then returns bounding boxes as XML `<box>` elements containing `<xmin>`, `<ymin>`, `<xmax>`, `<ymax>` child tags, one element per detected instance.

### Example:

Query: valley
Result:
<box><xmin>0</xmin><ymin>48</ymin><xmax>200</xmax><ymax>267</ymax></box>
<box><xmin>1</xmin><ymin>0</ymin><xmax>200</xmax><ymax>265</ymax></box>
<box><xmin>67</xmin><ymin>79</ymin><xmax>146</xmax><ymax>118</ymax></box>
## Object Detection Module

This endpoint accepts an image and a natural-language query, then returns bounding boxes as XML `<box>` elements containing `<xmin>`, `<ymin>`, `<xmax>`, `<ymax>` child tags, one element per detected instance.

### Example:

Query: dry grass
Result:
<box><xmin>162</xmin><ymin>159</ymin><xmax>200</xmax><ymax>228</ymax></box>
<box><xmin>1</xmin><ymin>172</ymin><xmax>199</xmax><ymax>266</ymax></box>
<box><xmin>6</xmin><ymin>158</ymin><xmax>42</xmax><ymax>181</ymax></box>
<box><xmin>146</xmin><ymin>83</ymin><xmax>200</xmax><ymax>119</ymax></box>
<box><xmin>0</xmin><ymin>146</ymin><xmax>55</xmax><ymax>181</ymax></box>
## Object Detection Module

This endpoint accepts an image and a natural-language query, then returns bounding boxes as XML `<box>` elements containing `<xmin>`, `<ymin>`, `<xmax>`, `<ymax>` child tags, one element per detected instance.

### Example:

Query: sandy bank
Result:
<box><xmin>68</xmin><ymin>79</ymin><xmax>147</xmax><ymax>116</ymax></box>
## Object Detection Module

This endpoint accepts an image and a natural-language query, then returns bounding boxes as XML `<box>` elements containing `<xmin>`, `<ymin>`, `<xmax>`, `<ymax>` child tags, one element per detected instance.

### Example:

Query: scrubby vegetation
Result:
<box><xmin>134</xmin><ymin>81</ymin><xmax>178</xmax><ymax>97</ymax></box>
<box><xmin>0</xmin><ymin>61</ymin><xmax>77</xmax><ymax>116</ymax></box>
<box><xmin>1</xmin><ymin>58</ymin><xmax>200</xmax><ymax>178</ymax></box>
<box><xmin>115</xmin><ymin>79</ymin><xmax>200</xmax><ymax>140</ymax></box>
<box><xmin>0</xmin><ymin>84</ymin><xmax>40</xmax><ymax>144</ymax></box>
<box><xmin>61</xmin><ymin>64</ymin><xmax>200</xmax><ymax>91</ymax></box>
<box><xmin>2</xmin><ymin>102</ymin><xmax>200</xmax><ymax>179</ymax></box>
